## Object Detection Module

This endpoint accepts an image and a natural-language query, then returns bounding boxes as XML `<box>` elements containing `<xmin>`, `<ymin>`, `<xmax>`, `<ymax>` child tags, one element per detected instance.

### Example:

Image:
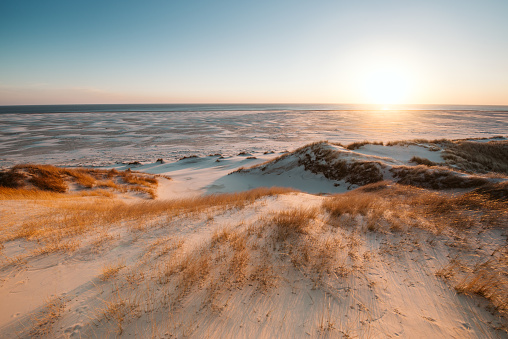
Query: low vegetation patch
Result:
<box><xmin>454</xmin><ymin>250</ymin><xmax>508</xmax><ymax>318</ymax></box>
<box><xmin>384</xmin><ymin>137</ymin><xmax>508</xmax><ymax>175</ymax></box>
<box><xmin>385</xmin><ymin>138</ymin><xmax>451</xmax><ymax>147</ymax></box>
<box><xmin>101</xmin><ymin>262</ymin><xmax>126</xmax><ymax>281</ymax></box>
<box><xmin>345</xmin><ymin>140</ymin><xmax>383</xmax><ymax>150</ymax></box>
<box><xmin>0</xmin><ymin>187</ymin><xmax>298</xmax><ymax>263</ymax></box>
<box><xmin>271</xmin><ymin>207</ymin><xmax>318</xmax><ymax>242</ymax></box>
<box><xmin>410</xmin><ymin>156</ymin><xmax>437</xmax><ymax>167</ymax></box>
<box><xmin>442</xmin><ymin>140</ymin><xmax>508</xmax><ymax>174</ymax></box>
<box><xmin>0</xmin><ymin>164</ymin><xmax>160</xmax><ymax>199</ymax></box>
<box><xmin>241</xmin><ymin>141</ymin><xmax>385</xmax><ymax>187</ymax></box>
<box><xmin>391</xmin><ymin>165</ymin><xmax>489</xmax><ymax>189</ymax></box>
<box><xmin>28</xmin><ymin>297</ymin><xmax>66</xmax><ymax>337</ymax></box>
<box><xmin>324</xmin><ymin>182</ymin><xmax>507</xmax><ymax>232</ymax></box>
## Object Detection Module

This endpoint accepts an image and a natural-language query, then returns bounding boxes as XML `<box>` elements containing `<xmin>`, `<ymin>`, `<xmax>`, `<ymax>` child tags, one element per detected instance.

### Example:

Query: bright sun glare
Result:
<box><xmin>362</xmin><ymin>67</ymin><xmax>411</xmax><ymax>105</ymax></box>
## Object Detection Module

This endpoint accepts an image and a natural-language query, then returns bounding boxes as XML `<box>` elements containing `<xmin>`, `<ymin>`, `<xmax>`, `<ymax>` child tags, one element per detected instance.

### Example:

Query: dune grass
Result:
<box><xmin>345</xmin><ymin>140</ymin><xmax>383</xmax><ymax>150</ymax></box>
<box><xmin>0</xmin><ymin>187</ymin><xmax>298</xmax><ymax>264</ymax></box>
<box><xmin>442</xmin><ymin>140</ymin><xmax>508</xmax><ymax>174</ymax></box>
<box><xmin>323</xmin><ymin>181</ymin><xmax>507</xmax><ymax>232</ymax></box>
<box><xmin>0</xmin><ymin>164</ymin><xmax>160</xmax><ymax>199</ymax></box>
<box><xmin>410</xmin><ymin>156</ymin><xmax>438</xmax><ymax>167</ymax></box>
<box><xmin>321</xmin><ymin>182</ymin><xmax>508</xmax><ymax>320</ymax></box>
<box><xmin>383</xmin><ymin>137</ymin><xmax>508</xmax><ymax>174</ymax></box>
<box><xmin>28</xmin><ymin>297</ymin><xmax>66</xmax><ymax>337</ymax></box>
<box><xmin>101</xmin><ymin>262</ymin><xmax>126</xmax><ymax>281</ymax></box>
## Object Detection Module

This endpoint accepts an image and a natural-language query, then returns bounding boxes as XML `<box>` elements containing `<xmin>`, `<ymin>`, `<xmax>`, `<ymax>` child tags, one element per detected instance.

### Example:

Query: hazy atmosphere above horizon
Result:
<box><xmin>1</xmin><ymin>0</ymin><xmax>507</xmax><ymax>105</ymax></box>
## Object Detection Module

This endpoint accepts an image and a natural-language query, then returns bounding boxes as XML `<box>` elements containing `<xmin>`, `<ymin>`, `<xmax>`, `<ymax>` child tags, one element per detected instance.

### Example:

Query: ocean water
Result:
<box><xmin>0</xmin><ymin>104</ymin><xmax>507</xmax><ymax>167</ymax></box>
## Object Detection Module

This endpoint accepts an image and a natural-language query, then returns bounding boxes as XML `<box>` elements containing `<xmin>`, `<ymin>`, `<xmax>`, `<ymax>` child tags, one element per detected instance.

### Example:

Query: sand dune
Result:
<box><xmin>0</xmin><ymin>138</ymin><xmax>507</xmax><ymax>338</ymax></box>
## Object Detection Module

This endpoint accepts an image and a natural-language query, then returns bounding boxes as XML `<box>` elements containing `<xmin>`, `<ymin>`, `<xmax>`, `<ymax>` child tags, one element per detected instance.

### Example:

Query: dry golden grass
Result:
<box><xmin>26</xmin><ymin>166</ymin><xmax>69</xmax><ymax>192</ymax></box>
<box><xmin>101</xmin><ymin>262</ymin><xmax>126</xmax><ymax>281</ymax></box>
<box><xmin>443</xmin><ymin>140</ymin><xmax>508</xmax><ymax>174</ymax></box>
<box><xmin>250</xmin><ymin>141</ymin><xmax>386</xmax><ymax>186</ymax></box>
<box><xmin>323</xmin><ymin>192</ymin><xmax>382</xmax><ymax>217</ymax></box>
<box><xmin>391</xmin><ymin>165</ymin><xmax>490</xmax><ymax>189</ymax></box>
<box><xmin>471</xmin><ymin>181</ymin><xmax>508</xmax><ymax>201</ymax></box>
<box><xmin>144</xmin><ymin>214</ymin><xmax>346</xmax><ymax>316</ymax></box>
<box><xmin>455</xmin><ymin>250</ymin><xmax>508</xmax><ymax>318</ymax></box>
<box><xmin>32</xmin><ymin>240</ymin><xmax>80</xmax><ymax>256</ymax></box>
<box><xmin>301</xmin><ymin>143</ymin><xmax>384</xmax><ymax>185</ymax></box>
<box><xmin>162</xmin><ymin>225</ymin><xmax>280</xmax><ymax>304</ymax></box>
<box><xmin>323</xmin><ymin>182</ymin><xmax>508</xmax><ymax>233</ymax></box>
<box><xmin>121</xmin><ymin>171</ymin><xmax>158</xmax><ymax>186</ymax></box>
<box><xmin>345</xmin><ymin>140</ymin><xmax>383</xmax><ymax>150</ymax></box>
<box><xmin>235</xmin><ymin>141</ymin><xmax>329</xmax><ymax>172</ymax></box>
<box><xmin>12</xmin><ymin>191</ymin><xmax>506</xmax><ymax>336</ymax></box>
<box><xmin>383</xmin><ymin>137</ymin><xmax>508</xmax><ymax>176</ymax></box>
<box><xmin>0</xmin><ymin>187</ymin><xmax>120</xmax><ymax>200</ymax></box>
<box><xmin>27</xmin><ymin>296</ymin><xmax>66</xmax><ymax>337</ymax></box>
<box><xmin>385</xmin><ymin>138</ymin><xmax>451</xmax><ymax>147</ymax></box>
<box><xmin>322</xmin><ymin>181</ymin><xmax>508</xmax><ymax>320</ymax></box>
<box><xmin>0</xmin><ymin>164</ymin><xmax>160</xmax><ymax>199</ymax></box>
<box><xmin>17</xmin><ymin>179</ymin><xmax>503</xmax><ymax>323</ymax></box>
<box><xmin>410</xmin><ymin>156</ymin><xmax>437</xmax><ymax>166</ymax></box>
<box><xmin>238</xmin><ymin>140</ymin><xmax>504</xmax><ymax>193</ymax></box>
<box><xmin>91</xmin><ymin>231</ymin><xmax>116</xmax><ymax>251</ymax></box>
<box><xmin>2</xmin><ymin>159</ymin><xmax>506</xmax><ymax>335</ymax></box>
<box><xmin>98</xmin><ymin>287</ymin><xmax>136</xmax><ymax>335</ymax></box>
<box><xmin>0</xmin><ymin>169</ymin><xmax>26</xmax><ymax>188</ymax></box>
<box><xmin>0</xmin><ymin>187</ymin><xmax>68</xmax><ymax>200</ymax></box>
<box><xmin>0</xmin><ymin>187</ymin><xmax>297</xmax><ymax>269</ymax></box>
<box><xmin>62</xmin><ymin>168</ymin><xmax>97</xmax><ymax>188</ymax></box>
<box><xmin>250</xmin><ymin>254</ymin><xmax>278</xmax><ymax>291</ymax></box>
<box><xmin>271</xmin><ymin>207</ymin><xmax>318</xmax><ymax>242</ymax></box>
<box><xmin>166</xmin><ymin>186</ymin><xmax>297</xmax><ymax>213</ymax></box>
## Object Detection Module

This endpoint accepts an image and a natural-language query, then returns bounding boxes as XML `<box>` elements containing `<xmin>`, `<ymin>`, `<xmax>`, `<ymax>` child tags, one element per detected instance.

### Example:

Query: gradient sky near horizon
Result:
<box><xmin>1</xmin><ymin>0</ymin><xmax>507</xmax><ymax>105</ymax></box>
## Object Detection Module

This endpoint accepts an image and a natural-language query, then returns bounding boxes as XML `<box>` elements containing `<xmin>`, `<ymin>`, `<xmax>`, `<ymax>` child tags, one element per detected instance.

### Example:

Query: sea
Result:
<box><xmin>1</xmin><ymin>104</ymin><xmax>507</xmax><ymax>167</ymax></box>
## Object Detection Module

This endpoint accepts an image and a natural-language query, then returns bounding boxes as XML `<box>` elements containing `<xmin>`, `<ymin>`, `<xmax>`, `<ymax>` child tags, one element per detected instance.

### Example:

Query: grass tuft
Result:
<box><xmin>101</xmin><ymin>262</ymin><xmax>125</xmax><ymax>281</ymax></box>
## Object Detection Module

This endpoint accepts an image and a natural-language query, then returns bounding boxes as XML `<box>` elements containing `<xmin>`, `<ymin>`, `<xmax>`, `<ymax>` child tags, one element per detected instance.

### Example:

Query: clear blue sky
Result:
<box><xmin>1</xmin><ymin>0</ymin><xmax>507</xmax><ymax>105</ymax></box>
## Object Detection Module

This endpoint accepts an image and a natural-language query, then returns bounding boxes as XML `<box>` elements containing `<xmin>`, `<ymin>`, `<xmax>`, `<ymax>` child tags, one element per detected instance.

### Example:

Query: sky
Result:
<box><xmin>1</xmin><ymin>0</ymin><xmax>507</xmax><ymax>105</ymax></box>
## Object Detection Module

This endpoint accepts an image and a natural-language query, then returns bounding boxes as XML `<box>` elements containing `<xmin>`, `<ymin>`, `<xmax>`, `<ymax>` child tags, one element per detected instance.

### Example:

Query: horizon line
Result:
<box><xmin>1</xmin><ymin>102</ymin><xmax>508</xmax><ymax>107</ymax></box>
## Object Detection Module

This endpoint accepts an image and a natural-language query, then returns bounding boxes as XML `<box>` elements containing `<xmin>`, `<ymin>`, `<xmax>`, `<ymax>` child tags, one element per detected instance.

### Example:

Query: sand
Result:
<box><xmin>0</xmin><ymin>139</ymin><xmax>507</xmax><ymax>338</ymax></box>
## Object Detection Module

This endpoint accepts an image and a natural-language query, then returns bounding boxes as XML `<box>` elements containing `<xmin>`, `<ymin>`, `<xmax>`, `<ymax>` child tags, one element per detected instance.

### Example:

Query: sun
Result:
<box><xmin>362</xmin><ymin>67</ymin><xmax>411</xmax><ymax>105</ymax></box>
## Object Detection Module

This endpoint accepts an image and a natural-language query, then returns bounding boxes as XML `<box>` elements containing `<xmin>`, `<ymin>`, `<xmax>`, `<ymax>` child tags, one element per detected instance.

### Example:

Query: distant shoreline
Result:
<box><xmin>1</xmin><ymin>103</ymin><xmax>508</xmax><ymax>114</ymax></box>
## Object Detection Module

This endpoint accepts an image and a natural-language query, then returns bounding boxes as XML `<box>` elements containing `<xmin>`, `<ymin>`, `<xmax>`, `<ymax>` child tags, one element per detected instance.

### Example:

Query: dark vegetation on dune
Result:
<box><xmin>472</xmin><ymin>181</ymin><xmax>508</xmax><ymax>201</ymax></box>
<box><xmin>235</xmin><ymin>138</ymin><xmax>508</xmax><ymax>193</ymax></box>
<box><xmin>234</xmin><ymin>141</ymin><xmax>385</xmax><ymax>186</ymax></box>
<box><xmin>443</xmin><ymin>140</ymin><xmax>508</xmax><ymax>174</ymax></box>
<box><xmin>0</xmin><ymin>164</ymin><xmax>160</xmax><ymax>199</ymax></box>
<box><xmin>296</xmin><ymin>142</ymin><xmax>385</xmax><ymax>186</ymax></box>
<box><xmin>385</xmin><ymin>137</ymin><xmax>508</xmax><ymax>175</ymax></box>
<box><xmin>299</xmin><ymin>147</ymin><xmax>383</xmax><ymax>186</ymax></box>
<box><xmin>390</xmin><ymin>165</ymin><xmax>490</xmax><ymax>190</ymax></box>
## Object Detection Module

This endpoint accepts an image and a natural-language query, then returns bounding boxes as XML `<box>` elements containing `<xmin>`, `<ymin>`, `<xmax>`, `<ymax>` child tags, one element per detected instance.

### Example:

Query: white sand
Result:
<box><xmin>0</xmin><ymin>141</ymin><xmax>507</xmax><ymax>338</ymax></box>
